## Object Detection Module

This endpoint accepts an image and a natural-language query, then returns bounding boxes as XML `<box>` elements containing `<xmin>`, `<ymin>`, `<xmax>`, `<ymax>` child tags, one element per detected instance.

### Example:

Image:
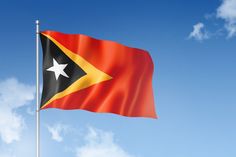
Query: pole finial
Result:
<box><xmin>36</xmin><ymin>20</ymin><xmax>40</xmax><ymax>24</ymax></box>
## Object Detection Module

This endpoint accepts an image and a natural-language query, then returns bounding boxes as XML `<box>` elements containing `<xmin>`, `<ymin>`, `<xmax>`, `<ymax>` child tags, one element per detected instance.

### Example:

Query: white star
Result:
<box><xmin>46</xmin><ymin>58</ymin><xmax>69</xmax><ymax>80</ymax></box>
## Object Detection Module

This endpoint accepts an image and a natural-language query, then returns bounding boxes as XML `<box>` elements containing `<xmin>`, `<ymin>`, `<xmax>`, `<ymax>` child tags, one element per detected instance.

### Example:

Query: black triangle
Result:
<box><xmin>40</xmin><ymin>34</ymin><xmax>86</xmax><ymax>106</ymax></box>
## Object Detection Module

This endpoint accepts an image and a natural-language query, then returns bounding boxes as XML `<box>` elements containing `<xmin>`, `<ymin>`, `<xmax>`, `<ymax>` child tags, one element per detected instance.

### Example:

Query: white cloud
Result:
<box><xmin>47</xmin><ymin>123</ymin><xmax>69</xmax><ymax>142</ymax></box>
<box><xmin>76</xmin><ymin>127</ymin><xmax>135</xmax><ymax>157</ymax></box>
<box><xmin>189</xmin><ymin>22</ymin><xmax>209</xmax><ymax>41</ymax></box>
<box><xmin>0</xmin><ymin>78</ymin><xmax>35</xmax><ymax>144</ymax></box>
<box><xmin>217</xmin><ymin>0</ymin><xmax>236</xmax><ymax>37</ymax></box>
<box><xmin>0</xmin><ymin>128</ymin><xmax>35</xmax><ymax>157</ymax></box>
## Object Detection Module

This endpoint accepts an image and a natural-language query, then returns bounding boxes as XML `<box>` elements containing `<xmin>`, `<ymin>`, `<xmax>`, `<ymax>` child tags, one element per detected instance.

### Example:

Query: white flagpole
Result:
<box><xmin>36</xmin><ymin>20</ymin><xmax>40</xmax><ymax>157</ymax></box>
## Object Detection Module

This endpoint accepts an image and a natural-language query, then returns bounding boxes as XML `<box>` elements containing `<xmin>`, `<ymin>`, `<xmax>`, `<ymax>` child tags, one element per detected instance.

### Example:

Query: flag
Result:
<box><xmin>40</xmin><ymin>30</ymin><xmax>157</xmax><ymax>118</ymax></box>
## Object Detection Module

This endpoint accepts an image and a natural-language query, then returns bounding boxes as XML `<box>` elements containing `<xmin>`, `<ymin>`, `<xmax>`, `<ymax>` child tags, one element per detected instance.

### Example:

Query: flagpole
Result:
<box><xmin>36</xmin><ymin>20</ymin><xmax>40</xmax><ymax>157</ymax></box>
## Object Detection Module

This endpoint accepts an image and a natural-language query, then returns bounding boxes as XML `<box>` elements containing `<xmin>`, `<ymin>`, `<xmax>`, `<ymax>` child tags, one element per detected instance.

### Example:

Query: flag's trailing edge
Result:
<box><xmin>40</xmin><ymin>30</ymin><xmax>157</xmax><ymax>118</ymax></box>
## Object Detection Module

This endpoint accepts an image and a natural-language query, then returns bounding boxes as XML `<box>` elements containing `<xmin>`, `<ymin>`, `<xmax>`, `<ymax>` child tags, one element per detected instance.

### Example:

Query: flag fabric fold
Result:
<box><xmin>40</xmin><ymin>30</ymin><xmax>157</xmax><ymax>118</ymax></box>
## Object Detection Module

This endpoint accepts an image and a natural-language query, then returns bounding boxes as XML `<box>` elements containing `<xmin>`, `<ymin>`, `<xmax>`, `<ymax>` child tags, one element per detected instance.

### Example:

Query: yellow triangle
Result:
<box><xmin>41</xmin><ymin>33</ymin><xmax>113</xmax><ymax>109</ymax></box>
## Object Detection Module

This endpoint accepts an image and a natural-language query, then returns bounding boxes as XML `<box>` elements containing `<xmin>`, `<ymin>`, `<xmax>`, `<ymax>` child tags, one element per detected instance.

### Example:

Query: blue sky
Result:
<box><xmin>0</xmin><ymin>0</ymin><xmax>236</xmax><ymax>157</ymax></box>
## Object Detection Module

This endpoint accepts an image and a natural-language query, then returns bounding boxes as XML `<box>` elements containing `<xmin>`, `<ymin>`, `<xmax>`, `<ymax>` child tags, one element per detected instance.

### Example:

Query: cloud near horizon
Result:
<box><xmin>0</xmin><ymin>78</ymin><xmax>35</xmax><ymax>144</ymax></box>
<box><xmin>47</xmin><ymin>123</ymin><xmax>70</xmax><ymax>142</ymax></box>
<box><xmin>76</xmin><ymin>127</ymin><xmax>135</xmax><ymax>157</ymax></box>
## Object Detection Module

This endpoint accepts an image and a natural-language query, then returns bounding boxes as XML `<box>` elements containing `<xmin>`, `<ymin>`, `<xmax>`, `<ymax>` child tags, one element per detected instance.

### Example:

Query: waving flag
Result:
<box><xmin>40</xmin><ymin>31</ymin><xmax>157</xmax><ymax>118</ymax></box>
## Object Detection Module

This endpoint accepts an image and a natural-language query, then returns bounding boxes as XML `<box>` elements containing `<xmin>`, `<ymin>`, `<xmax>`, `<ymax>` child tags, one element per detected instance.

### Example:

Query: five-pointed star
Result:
<box><xmin>46</xmin><ymin>58</ymin><xmax>69</xmax><ymax>80</ymax></box>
